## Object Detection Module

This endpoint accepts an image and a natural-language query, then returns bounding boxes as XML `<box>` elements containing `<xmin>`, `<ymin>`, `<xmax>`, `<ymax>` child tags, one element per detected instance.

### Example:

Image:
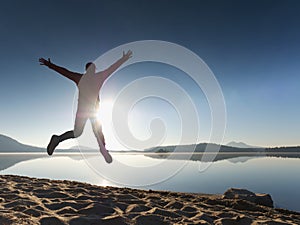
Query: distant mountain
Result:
<box><xmin>0</xmin><ymin>134</ymin><xmax>43</xmax><ymax>152</ymax></box>
<box><xmin>226</xmin><ymin>141</ymin><xmax>261</xmax><ymax>149</ymax></box>
<box><xmin>0</xmin><ymin>134</ymin><xmax>80</xmax><ymax>153</ymax></box>
<box><xmin>145</xmin><ymin>143</ymin><xmax>264</xmax><ymax>153</ymax></box>
<box><xmin>145</xmin><ymin>143</ymin><xmax>300</xmax><ymax>162</ymax></box>
<box><xmin>0</xmin><ymin>134</ymin><xmax>138</xmax><ymax>153</ymax></box>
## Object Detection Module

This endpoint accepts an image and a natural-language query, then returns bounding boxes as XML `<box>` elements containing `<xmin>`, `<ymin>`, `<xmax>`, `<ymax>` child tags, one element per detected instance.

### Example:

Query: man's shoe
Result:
<box><xmin>47</xmin><ymin>135</ymin><xmax>60</xmax><ymax>156</ymax></box>
<box><xmin>100</xmin><ymin>148</ymin><xmax>113</xmax><ymax>164</ymax></box>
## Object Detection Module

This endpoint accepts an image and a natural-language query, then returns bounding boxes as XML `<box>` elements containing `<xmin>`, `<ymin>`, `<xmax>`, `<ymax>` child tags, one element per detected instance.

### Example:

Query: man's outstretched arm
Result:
<box><xmin>39</xmin><ymin>58</ymin><xmax>82</xmax><ymax>84</ymax></box>
<box><xmin>99</xmin><ymin>50</ymin><xmax>133</xmax><ymax>81</ymax></box>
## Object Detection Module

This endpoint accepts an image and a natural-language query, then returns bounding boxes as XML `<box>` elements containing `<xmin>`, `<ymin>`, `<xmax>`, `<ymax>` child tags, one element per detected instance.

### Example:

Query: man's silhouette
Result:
<box><xmin>39</xmin><ymin>50</ymin><xmax>132</xmax><ymax>163</ymax></box>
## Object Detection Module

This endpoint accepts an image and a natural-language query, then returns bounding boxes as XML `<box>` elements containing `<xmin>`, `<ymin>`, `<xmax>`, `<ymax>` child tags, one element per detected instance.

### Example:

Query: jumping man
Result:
<box><xmin>39</xmin><ymin>50</ymin><xmax>133</xmax><ymax>163</ymax></box>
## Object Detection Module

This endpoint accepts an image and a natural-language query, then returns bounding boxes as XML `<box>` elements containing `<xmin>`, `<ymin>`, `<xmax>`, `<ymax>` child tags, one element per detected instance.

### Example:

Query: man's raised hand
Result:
<box><xmin>122</xmin><ymin>50</ymin><xmax>133</xmax><ymax>61</ymax></box>
<box><xmin>39</xmin><ymin>58</ymin><xmax>51</xmax><ymax>67</ymax></box>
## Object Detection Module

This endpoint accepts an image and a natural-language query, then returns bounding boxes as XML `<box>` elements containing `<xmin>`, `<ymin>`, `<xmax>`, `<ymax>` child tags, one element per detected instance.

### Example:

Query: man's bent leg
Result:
<box><xmin>73</xmin><ymin>108</ymin><xmax>89</xmax><ymax>138</ymax></box>
<box><xmin>59</xmin><ymin>131</ymin><xmax>75</xmax><ymax>141</ymax></box>
<box><xmin>47</xmin><ymin>110</ymin><xmax>88</xmax><ymax>156</ymax></box>
<box><xmin>47</xmin><ymin>131</ymin><xmax>74</xmax><ymax>156</ymax></box>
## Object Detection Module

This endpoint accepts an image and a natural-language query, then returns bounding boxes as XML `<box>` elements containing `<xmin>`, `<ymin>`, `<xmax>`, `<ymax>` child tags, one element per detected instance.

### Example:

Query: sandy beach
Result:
<box><xmin>0</xmin><ymin>175</ymin><xmax>299</xmax><ymax>225</ymax></box>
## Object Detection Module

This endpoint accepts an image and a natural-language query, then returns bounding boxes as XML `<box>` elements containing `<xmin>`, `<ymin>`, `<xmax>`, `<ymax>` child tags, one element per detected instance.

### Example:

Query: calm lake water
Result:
<box><xmin>0</xmin><ymin>153</ymin><xmax>299</xmax><ymax>212</ymax></box>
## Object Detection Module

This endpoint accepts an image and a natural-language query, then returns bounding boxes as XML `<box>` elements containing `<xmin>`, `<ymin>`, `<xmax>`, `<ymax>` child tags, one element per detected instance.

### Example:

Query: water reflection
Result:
<box><xmin>0</xmin><ymin>153</ymin><xmax>299</xmax><ymax>212</ymax></box>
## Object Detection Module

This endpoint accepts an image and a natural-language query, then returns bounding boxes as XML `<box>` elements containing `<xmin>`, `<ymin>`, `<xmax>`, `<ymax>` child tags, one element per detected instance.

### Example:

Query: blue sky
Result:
<box><xmin>0</xmin><ymin>0</ymin><xmax>300</xmax><ymax>149</ymax></box>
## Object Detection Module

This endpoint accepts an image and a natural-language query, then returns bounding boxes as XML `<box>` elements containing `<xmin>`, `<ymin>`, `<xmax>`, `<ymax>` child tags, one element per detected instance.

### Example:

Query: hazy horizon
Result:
<box><xmin>1</xmin><ymin>133</ymin><xmax>300</xmax><ymax>150</ymax></box>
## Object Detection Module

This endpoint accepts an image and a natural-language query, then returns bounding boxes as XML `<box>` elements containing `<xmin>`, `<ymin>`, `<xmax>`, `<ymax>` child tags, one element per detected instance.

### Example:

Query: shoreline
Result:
<box><xmin>0</xmin><ymin>175</ymin><xmax>299</xmax><ymax>225</ymax></box>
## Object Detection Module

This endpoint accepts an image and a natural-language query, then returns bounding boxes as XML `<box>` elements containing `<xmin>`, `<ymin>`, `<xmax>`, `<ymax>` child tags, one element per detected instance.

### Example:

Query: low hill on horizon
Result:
<box><xmin>145</xmin><ymin>143</ymin><xmax>264</xmax><ymax>153</ymax></box>
<box><xmin>0</xmin><ymin>134</ymin><xmax>81</xmax><ymax>153</ymax></box>
<box><xmin>0</xmin><ymin>134</ymin><xmax>43</xmax><ymax>152</ymax></box>
<box><xmin>226</xmin><ymin>141</ymin><xmax>261</xmax><ymax>149</ymax></box>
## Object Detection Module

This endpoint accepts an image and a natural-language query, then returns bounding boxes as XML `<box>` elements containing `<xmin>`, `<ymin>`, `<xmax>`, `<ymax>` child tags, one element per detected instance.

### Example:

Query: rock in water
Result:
<box><xmin>223</xmin><ymin>188</ymin><xmax>273</xmax><ymax>208</ymax></box>
<box><xmin>255</xmin><ymin>193</ymin><xmax>274</xmax><ymax>208</ymax></box>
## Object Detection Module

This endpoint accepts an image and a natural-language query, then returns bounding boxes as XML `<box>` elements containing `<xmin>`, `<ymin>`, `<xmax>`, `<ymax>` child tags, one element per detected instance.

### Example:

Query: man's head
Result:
<box><xmin>85</xmin><ymin>62</ymin><xmax>96</xmax><ymax>73</ymax></box>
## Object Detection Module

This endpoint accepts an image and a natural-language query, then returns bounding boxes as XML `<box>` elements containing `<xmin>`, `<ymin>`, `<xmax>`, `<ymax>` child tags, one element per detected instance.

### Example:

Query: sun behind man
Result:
<box><xmin>39</xmin><ymin>50</ymin><xmax>133</xmax><ymax>163</ymax></box>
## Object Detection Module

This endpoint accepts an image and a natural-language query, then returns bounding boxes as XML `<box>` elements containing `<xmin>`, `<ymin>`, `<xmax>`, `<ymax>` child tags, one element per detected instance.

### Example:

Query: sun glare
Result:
<box><xmin>97</xmin><ymin>100</ymin><xmax>114</xmax><ymax>123</ymax></box>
